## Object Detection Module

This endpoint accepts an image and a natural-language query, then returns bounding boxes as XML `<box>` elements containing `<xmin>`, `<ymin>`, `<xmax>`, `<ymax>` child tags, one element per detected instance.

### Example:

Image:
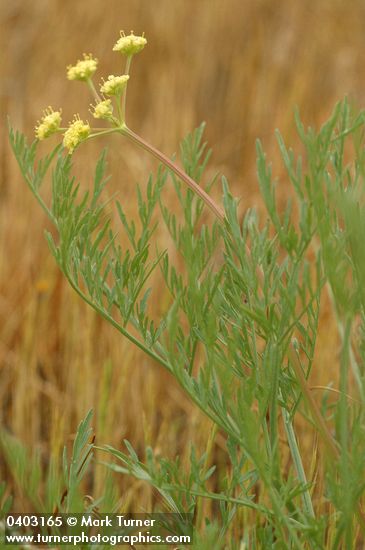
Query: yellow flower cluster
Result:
<box><xmin>67</xmin><ymin>54</ymin><xmax>98</xmax><ymax>81</ymax></box>
<box><xmin>35</xmin><ymin>107</ymin><xmax>62</xmax><ymax>140</ymax></box>
<box><xmin>92</xmin><ymin>99</ymin><xmax>113</xmax><ymax>120</ymax></box>
<box><xmin>100</xmin><ymin>75</ymin><xmax>129</xmax><ymax>96</ymax></box>
<box><xmin>36</xmin><ymin>31</ymin><xmax>149</xmax><ymax>153</ymax></box>
<box><xmin>63</xmin><ymin>116</ymin><xmax>90</xmax><ymax>154</ymax></box>
<box><xmin>113</xmin><ymin>31</ymin><xmax>147</xmax><ymax>56</ymax></box>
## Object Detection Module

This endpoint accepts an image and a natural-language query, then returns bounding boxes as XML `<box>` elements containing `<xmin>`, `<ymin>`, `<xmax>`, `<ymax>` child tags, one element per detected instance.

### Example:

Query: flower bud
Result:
<box><xmin>63</xmin><ymin>115</ymin><xmax>90</xmax><ymax>154</ymax></box>
<box><xmin>35</xmin><ymin>107</ymin><xmax>62</xmax><ymax>140</ymax></box>
<box><xmin>113</xmin><ymin>31</ymin><xmax>147</xmax><ymax>56</ymax></box>
<box><xmin>92</xmin><ymin>99</ymin><xmax>113</xmax><ymax>120</ymax></box>
<box><xmin>67</xmin><ymin>54</ymin><xmax>98</xmax><ymax>81</ymax></box>
<box><xmin>100</xmin><ymin>74</ymin><xmax>129</xmax><ymax>96</ymax></box>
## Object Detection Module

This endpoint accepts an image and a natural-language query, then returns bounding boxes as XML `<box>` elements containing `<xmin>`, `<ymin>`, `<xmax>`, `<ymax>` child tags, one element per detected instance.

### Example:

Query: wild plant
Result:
<box><xmin>1</xmin><ymin>411</ymin><xmax>120</xmax><ymax>548</ymax></box>
<box><xmin>8</xmin><ymin>31</ymin><xmax>365</xmax><ymax>549</ymax></box>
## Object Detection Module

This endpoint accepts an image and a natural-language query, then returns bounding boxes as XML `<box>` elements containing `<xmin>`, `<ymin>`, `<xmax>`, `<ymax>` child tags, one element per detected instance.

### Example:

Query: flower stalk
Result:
<box><xmin>34</xmin><ymin>30</ymin><xmax>225</xmax><ymax>221</ymax></box>
<box><xmin>120</xmin><ymin>125</ymin><xmax>225</xmax><ymax>221</ymax></box>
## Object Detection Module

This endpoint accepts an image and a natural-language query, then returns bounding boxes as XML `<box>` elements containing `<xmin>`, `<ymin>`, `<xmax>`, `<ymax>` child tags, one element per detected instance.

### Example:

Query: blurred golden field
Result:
<box><xmin>1</xmin><ymin>0</ymin><xmax>365</xmax><ymax>518</ymax></box>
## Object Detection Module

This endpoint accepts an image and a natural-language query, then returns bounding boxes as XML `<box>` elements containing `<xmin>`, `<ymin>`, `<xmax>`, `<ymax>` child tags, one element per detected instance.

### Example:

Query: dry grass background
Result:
<box><xmin>1</xmin><ymin>0</ymin><xmax>365</xmax><ymax>516</ymax></box>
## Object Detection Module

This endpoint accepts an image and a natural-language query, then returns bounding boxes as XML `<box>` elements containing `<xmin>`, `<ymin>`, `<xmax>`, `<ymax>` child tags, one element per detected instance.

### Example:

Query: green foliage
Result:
<box><xmin>0</xmin><ymin>482</ymin><xmax>13</xmax><ymax>518</ymax></box>
<box><xmin>0</xmin><ymin>410</ymin><xmax>115</xmax><ymax>515</ymax></box>
<box><xmin>9</xmin><ymin>100</ymin><xmax>365</xmax><ymax>548</ymax></box>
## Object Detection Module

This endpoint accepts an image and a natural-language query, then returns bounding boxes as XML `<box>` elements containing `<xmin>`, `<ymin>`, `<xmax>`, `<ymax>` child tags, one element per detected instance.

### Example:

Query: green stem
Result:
<box><xmin>196</xmin><ymin>423</ymin><xmax>218</xmax><ymax>528</ymax></box>
<box><xmin>64</xmin><ymin>267</ymin><xmax>171</xmax><ymax>372</ymax></box>
<box><xmin>121</xmin><ymin>55</ymin><xmax>132</xmax><ymax>123</ymax></box>
<box><xmin>155</xmin><ymin>484</ymin><xmax>271</xmax><ymax>515</ymax></box>
<box><xmin>88</xmin><ymin>128</ymin><xmax>121</xmax><ymax>140</ymax></box>
<box><xmin>115</xmin><ymin>93</ymin><xmax>123</xmax><ymax>124</ymax></box>
<box><xmin>87</xmin><ymin>79</ymin><xmax>101</xmax><ymax>103</ymax></box>
<box><xmin>59</xmin><ymin>128</ymin><xmax>112</xmax><ymax>132</ymax></box>
<box><xmin>120</xmin><ymin>126</ymin><xmax>225</xmax><ymax>221</ymax></box>
<box><xmin>270</xmin><ymin>494</ymin><xmax>304</xmax><ymax>549</ymax></box>
<box><xmin>63</xmin><ymin>270</ymin><xmax>245</xmax><ymax>452</ymax></box>
<box><xmin>14</xmin><ymin>159</ymin><xmax>57</xmax><ymax>226</ymax></box>
<box><xmin>327</xmin><ymin>284</ymin><xmax>364</xmax><ymax>402</ymax></box>
<box><xmin>282</xmin><ymin>407</ymin><xmax>315</xmax><ymax>518</ymax></box>
<box><xmin>289</xmin><ymin>345</ymin><xmax>339</xmax><ymax>459</ymax></box>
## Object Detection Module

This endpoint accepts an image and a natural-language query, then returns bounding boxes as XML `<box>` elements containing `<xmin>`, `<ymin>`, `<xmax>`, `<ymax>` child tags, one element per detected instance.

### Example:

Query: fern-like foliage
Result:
<box><xmin>10</xmin><ymin>103</ymin><xmax>365</xmax><ymax>548</ymax></box>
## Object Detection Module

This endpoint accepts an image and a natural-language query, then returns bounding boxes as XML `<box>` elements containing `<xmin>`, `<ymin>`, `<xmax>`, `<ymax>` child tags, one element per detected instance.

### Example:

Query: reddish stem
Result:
<box><xmin>122</xmin><ymin>126</ymin><xmax>225</xmax><ymax>221</ymax></box>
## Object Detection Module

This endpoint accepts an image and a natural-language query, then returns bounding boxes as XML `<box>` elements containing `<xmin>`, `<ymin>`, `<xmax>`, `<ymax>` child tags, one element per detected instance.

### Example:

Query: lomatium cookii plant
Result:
<box><xmin>7</xmin><ymin>30</ymin><xmax>365</xmax><ymax>549</ymax></box>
